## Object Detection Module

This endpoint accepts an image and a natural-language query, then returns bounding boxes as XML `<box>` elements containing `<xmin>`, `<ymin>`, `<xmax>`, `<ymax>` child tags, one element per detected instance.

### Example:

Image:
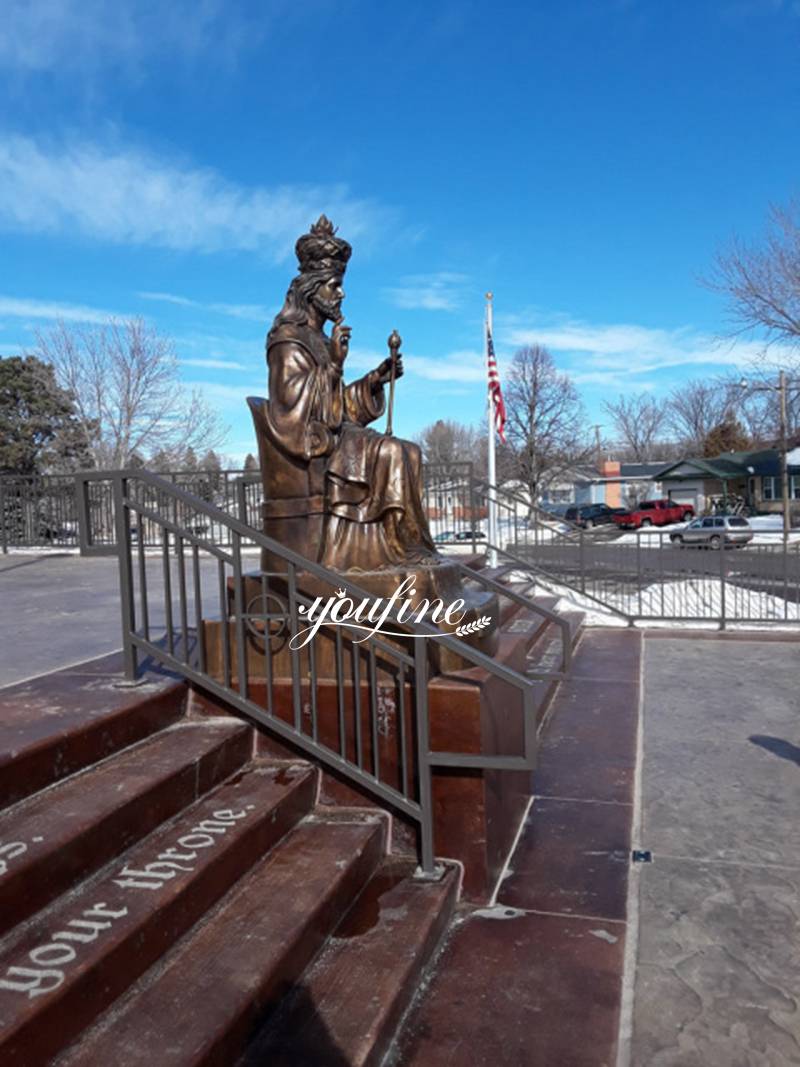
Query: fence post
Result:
<box><xmin>579</xmin><ymin>531</ymin><xmax>586</xmax><ymax>595</ymax></box>
<box><xmin>0</xmin><ymin>481</ymin><xmax>7</xmax><ymax>554</ymax></box>
<box><xmin>719</xmin><ymin>539</ymin><xmax>727</xmax><ymax>631</ymax></box>
<box><xmin>468</xmin><ymin>464</ymin><xmax>477</xmax><ymax>554</ymax></box>
<box><xmin>783</xmin><ymin>538</ymin><xmax>790</xmax><ymax>622</ymax></box>
<box><xmin>236</xmin><ymin>478</ymin><xmax>249</xmax><ymax>528</ymax></box>
<box><xmin>75</xmin><ymin>472</ymin><xmax>93</xmax><ymax>555</ymax></box>
<box><xmin>113</xmin><ymin>474</ymin><xmax>139</xmax><ymax>681</ymax></box>
<box><xmin>413</xmin><ymin>636</ymin><xmax>436</xmax><ymax>877</ymax></box>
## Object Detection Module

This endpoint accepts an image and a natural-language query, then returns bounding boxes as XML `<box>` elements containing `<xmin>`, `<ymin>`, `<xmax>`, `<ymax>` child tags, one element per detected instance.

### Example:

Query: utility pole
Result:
<box><xmin>779</xmin><ymin>369</ymin><xmax>790</xmax><ymax>546</ymax></box>
<box><xmin>593</xmin><ymin>424</ymin><xmax>603</xmax><ymax>470</ymax></box>
<box><xmin>740</xmin><ymin>371</ymin><xmax>797</xmax><ymax>547</ymax></box>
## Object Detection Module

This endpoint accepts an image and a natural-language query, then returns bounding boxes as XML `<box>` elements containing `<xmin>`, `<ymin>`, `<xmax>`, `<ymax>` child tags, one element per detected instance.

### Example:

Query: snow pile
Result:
<box><xmin>509</xmin><ymin>571</ymin><xmax>800</xmax><ymax>627</ymax></box>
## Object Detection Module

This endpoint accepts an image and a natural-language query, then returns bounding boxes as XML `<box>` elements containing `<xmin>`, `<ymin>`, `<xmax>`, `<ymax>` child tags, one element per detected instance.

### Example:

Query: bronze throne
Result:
<box><xmin>247</xmin><ymin>396</ymin><xmax>327</xmax><ymax>577</ymax></box>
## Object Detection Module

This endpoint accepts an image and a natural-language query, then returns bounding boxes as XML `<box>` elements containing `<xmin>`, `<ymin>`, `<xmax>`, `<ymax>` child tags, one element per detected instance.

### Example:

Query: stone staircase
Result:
<box><xmin>0</xmin><ymin>671</ymin><xmax>458</xmax><ymax>1066</ymax></box>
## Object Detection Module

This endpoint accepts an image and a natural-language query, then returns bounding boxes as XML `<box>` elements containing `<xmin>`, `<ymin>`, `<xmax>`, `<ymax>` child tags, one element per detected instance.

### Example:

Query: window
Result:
<box><xmin>762</xmin><ymin>476</ymin><xmax>781</xmax><ymax>501</ymax></box>
<box><xmin>702</xmin><ymin>518</ymin><xmax>715</xmax><ymax>528</ymax></box>
<box><xmin>728</xmin><ymin>517</ymin><xmax>748</xmax><ymax>527</ymax></box>
<box><xmin>714</xmin><ymin>518</ymin><xmax>725</xmax><ymax>527</ymax></box>
<box><xmin>792</xmin><ymin>475</ymin><xmax>800</xmax><ymax>501</ymax></box>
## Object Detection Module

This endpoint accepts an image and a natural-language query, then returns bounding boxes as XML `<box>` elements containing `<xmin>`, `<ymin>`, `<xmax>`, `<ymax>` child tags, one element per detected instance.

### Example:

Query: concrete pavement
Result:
<box><xmin>629</xmin><ymin>635</ymin><xmax>800</xmax><ymax>1066</ymax></box>
<box><xmin>2</xmin><ymin>554</ymin><xmax>799</xmax><ymax>1065</ymax></box>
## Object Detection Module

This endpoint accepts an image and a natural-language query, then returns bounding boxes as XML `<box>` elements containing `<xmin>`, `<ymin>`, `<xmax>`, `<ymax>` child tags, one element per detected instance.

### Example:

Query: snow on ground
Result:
<box><xmin>510</xmin><ymin>571</ymin><xmax>800</xmax><ymax>628</ymax></box>
<box><xmin>612</xmin><ymin>513</ymin><xmax>800</xmax><ymax>547</ymax></box>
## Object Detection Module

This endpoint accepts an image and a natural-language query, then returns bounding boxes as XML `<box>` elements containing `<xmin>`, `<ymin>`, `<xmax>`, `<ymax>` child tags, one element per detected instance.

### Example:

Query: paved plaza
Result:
<box><xmin>630</xmin><ymin>635</ymin><xmax>800</xmax><ymax>1066</ymax></box>
<box><xmin>1</xmin><ymin>553</ymin><xmax>798</xmax><ymax>1064</ymax></box>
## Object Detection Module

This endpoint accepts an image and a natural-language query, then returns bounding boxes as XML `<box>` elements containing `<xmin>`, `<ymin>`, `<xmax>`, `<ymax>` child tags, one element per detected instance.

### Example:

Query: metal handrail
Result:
<box><xmin>112</xmin><ymin>470</ymin><xmax>553</xmax><ymax>876</ymax></box>
<box><xmin>469</xmin><ymin>475</ymin><xmax>582</xmax><ymax>536</ymax></box>
<box><xmin>454</xmin><ymin>558</ymin><xmax>574</xmax><ymax>673</ymax></box>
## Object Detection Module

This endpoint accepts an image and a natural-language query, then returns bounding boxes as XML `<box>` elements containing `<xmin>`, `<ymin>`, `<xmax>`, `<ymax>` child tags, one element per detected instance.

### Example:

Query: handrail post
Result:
<box><xmin>719</xmin><ymin>536</ymin><xmax>727</xmax><ymax>631</ymax></box>
<box><xmin>0</xmin><ymin>480</ymin><xmax>7</xmax><ymax>555</ymax></box>
<box><xmin>113</xmin><ymin>473</ymin><xmax>139</xmax><ymax>682</ymax></box>
<box><xmin>468</xmin><ymin>463</ymin><xmax>477</xmax><ymax>554</ymax></box>
<box><xmin>76</xmin><ymin>472</ymin><xmax>92</xmax><ymax>556</ymax></box>
<box><xmin>413</xmin><ymin>637</ymin><xmax>436</xmax><ymax>877</ymax></box>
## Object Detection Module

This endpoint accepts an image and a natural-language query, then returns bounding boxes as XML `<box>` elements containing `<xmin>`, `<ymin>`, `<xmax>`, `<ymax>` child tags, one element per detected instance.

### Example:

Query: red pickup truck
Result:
<box><xmin>612</xmin><ymin>498</ymin><xmax>695</xmax><ymax>530</ymax></box>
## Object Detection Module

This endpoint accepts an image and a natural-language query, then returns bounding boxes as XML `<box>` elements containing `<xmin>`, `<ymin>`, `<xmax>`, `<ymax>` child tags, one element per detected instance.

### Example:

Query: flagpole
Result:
<box><xmin>485</xmin><ymin>292</ymin><xmax>498</xmax><ymax>567</ymax></box>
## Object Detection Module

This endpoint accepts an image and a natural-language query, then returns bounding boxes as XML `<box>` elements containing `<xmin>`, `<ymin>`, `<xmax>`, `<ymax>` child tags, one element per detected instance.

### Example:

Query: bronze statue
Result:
<box><xmin>248</xmin><ymin>215</ymin><xmax>437</xmax><ymax>577</ymax></box>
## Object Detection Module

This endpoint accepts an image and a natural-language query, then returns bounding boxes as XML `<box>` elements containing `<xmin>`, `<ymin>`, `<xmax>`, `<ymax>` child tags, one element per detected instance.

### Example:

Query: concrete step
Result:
<box><xmin>0</xmin><ymin>719</ymin><xmax>252</xmax><ymax>934</ymax></box>
<box><xmin>525</xmin><ymin>614</ymin><xmax>584</xmax><ymax>729</ymax></box>
<box><xmin>242</xmin><ymin>856</ymin><xmax>460</xmax><ymax>1067</ymax></box>
<box><xmin>56</xmin><ymin>812</ymin><xmax>387</xmax><ymax>1067</ymax></box>
<box><xmin>0</xmin><ymin>676</ymin><xmax>186</xmax><ymax>810</ymax></box>
<box><xmin>0</xmin><ymin>762</ymin><xmax>317</xmax><ymax>1066</ymax></box>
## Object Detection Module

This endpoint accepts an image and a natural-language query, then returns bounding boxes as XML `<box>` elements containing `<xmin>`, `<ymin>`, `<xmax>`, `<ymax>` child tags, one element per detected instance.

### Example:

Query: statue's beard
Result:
<box><xmin>311</xmin><ymin>294</ymin><xmax>343</xmax><ymax>324</ymax></box>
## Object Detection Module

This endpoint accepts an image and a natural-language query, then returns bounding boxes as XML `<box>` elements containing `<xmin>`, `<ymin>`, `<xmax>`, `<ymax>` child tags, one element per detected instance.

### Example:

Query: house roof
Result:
<box><xmin>619</xmin><ymin>462</ymin><xmax>669</xmax><ymax>478</ymax></box>
<box><xmin>655</xmin><ymin>447</ymin><xmax>793</xmax><ymax>482</ymax></box>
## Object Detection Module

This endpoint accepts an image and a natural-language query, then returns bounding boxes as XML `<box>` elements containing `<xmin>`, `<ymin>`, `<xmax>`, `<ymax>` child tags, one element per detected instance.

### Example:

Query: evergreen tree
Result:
<box><xmin>703</xmin><ymin>418</ymin><xmax>751</xmax><ymax>457</ymax></box>
<box><xmin>0</xmin><ymin>355</ymin><xmax>92</xmax><ymax>475</ymax></box>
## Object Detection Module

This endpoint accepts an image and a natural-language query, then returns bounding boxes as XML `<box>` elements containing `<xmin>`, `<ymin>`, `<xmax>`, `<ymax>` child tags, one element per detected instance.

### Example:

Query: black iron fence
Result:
<box><xmin>506</xmin><ymin>530</ymin><xmax>800</xmax><ymax>628</ymax></box>
<box><xmin>5</xmin><ymin>464</ymin><xmax>799</xmax><ymax>628</ymax></box>
<box><xmin>454</xmin><ymin>478</ymin><xmax>800</xmax><ymax>629</ymax></box>
<box><xmin>111</xmin><ymin>470</ymin><xmax>554</xmax><ymax>877</ymax></box>
<box><xmin>0</xmin><ymin>470</ymin><xmax>265</xmax><ymax>554</ymax></box>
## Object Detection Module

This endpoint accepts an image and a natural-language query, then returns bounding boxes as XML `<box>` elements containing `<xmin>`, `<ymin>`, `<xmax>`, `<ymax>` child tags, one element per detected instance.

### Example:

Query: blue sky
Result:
<box><xmin>1</xmin><ymin>0</ymin><xmax>799</xmax><ymax>460</ymax></box>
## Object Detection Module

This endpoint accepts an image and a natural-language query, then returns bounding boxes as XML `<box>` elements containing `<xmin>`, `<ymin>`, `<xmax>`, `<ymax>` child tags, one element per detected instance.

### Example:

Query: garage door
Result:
<box><xmin>668</xmin><ymin>489</ymin><xmax>698</xmax><ymax>508</ymax></box>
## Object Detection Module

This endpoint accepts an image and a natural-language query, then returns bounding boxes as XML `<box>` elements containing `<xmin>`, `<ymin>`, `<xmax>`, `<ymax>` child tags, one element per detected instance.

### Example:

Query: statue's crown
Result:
<box><xmin>295</xmin><ymin>215</ymin><xmax>352</xmax><ymax>275</ymax></box>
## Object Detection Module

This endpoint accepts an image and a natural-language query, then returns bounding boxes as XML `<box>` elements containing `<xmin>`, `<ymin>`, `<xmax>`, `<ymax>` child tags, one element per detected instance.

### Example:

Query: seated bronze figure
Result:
<box><xmin>249</xmin><ymin>215</ymin><xmax>438</xmax><ymax>581</ymax></box>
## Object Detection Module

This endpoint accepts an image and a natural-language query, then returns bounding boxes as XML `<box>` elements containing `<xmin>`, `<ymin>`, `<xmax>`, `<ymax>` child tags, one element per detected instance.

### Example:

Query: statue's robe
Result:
<box><xmin>264</xmin><ymin>322</ymin><xmax>435</xmax><ymax>572</ymax></box>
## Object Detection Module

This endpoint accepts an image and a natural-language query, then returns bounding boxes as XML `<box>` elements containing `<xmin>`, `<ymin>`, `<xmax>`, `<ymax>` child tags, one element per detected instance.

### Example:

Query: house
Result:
<box><xmin>654</xmin><ymin>447</ymin><xmax>800</xmax><ymax>517</ymax></box>
<box><xmin>537</xmin><ymin>460</ymin><xmax>666</xmax><ymax>508</ymax></box>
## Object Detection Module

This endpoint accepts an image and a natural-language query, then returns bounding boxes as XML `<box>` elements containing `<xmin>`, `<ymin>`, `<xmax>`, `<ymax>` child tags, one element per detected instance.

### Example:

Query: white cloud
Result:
<box><xmin>0</xmin><ymin>0</ymin><xmax>262</xmax><ymax>74</ymax></box>
<box><xmin>0</xmin><ymin>294</ymin><xmax>123</xmax><ymax>324</ymax></box>
<box><xmin>180</xmin><ymin>358</ymin><xmax>249</xmax><ymax>371</ymax></box>
<box><xmin>502</xmin><ymin>313</ymin><xmax>792</xmax><ymax>378</ymax></box>
<box><xmin>384</xmin><ymin>272</ymin><xmax>469</xmax><ymax>312</ymax></box>
<box><xmin>0</xmin><ymin>136</ymin><xmax>386</xmax><ymax>257</ymax></box>
<box><xmin>174</xmin><ymin>332</ymin><xmax>263</xmax><ymax>365</ymax></box>
<box><xmin>404</xmin><ymin>349</ymin><xmax>488</xmax><ymax>382</ymax></box>
<box><xmin>139</xmin><ymin>291</ymin><xmax>272</xmax><ymax>322</ymax></box>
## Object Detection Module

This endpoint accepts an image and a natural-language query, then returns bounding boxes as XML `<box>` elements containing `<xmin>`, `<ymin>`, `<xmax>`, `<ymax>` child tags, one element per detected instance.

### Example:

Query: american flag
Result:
<box><xmin>486</xmin><ymin>322</ymin><xmax>506</xmax><ymax>443</ymax></box>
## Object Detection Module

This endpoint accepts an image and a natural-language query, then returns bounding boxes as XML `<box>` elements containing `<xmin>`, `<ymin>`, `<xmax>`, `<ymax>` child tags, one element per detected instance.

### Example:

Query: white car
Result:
<box><xmin>669</xmin><ymin>515</ymin><xmax>753</xmax><ymax>548</ymax></box>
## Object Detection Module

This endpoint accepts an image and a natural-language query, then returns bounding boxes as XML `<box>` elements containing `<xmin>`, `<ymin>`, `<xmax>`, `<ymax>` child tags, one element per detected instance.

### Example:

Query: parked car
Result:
<box><xmin>540</xmin><ymin>502</ymin><xmax>570</xmax><ymax>518</ymax></box>
<box><xmin>433</xmin><ymin>530</ymin><xmax>457</xmax><ymax>543</ymax></box>
<box><xmin>612</xmin><ymin>498</ymin><xmax>695</xmax><ymax>530</ymax></box>
<box><xmin>669</xmin><ymin>515</ymin><xmax>753</xmax><ymax>548</ymax></box>
<box><xmin>454</xmin><ymin>529</ymin><xmax>487</xmax><ymax>541</ymax></box>
<box><xmin>564</xmin><ymin>503</ymin><xmax>622</xmax><ymax>529</ymax></box>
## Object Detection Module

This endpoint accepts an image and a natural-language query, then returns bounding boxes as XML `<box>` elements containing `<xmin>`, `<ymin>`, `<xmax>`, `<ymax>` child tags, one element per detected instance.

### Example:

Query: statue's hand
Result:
<box><xmin>375</xmin><ymin>354</ymin><xmax>404</xmax><ymax>386</ymax></box>
<box><xmin>330</xmin><ymin>323</ymin><xmax>351</xmax><ymax>368</ymax></box>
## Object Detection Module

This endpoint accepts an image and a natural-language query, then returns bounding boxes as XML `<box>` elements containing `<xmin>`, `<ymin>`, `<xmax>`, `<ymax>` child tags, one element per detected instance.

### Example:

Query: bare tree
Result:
<box><xmin>503</xmin><ymin>344</ymin><xmax>593</xmax><ymax>501</ymax></box>
<box><xmin>706</xmin><ymin>199</ymin><xmax>800</xmax><ymax>352</ymax></box>
<box><xmin>666</xmin><ymin>378</ymin><xmax>736</xmax><ymax>454</ymax></box>
<box><xmin>34</xmin><ymin>318</ymin><xmax>226</xmax><ymax>469</ymax></box>
<box><xmin>415</xmin><ymin>419</ymin><xmax>481</xmax><ymax>468</ymax></box>
<box><xmin>602</xmin><ymin>393</ymin><xmax>667</xmax><ymax>462</ymax></box>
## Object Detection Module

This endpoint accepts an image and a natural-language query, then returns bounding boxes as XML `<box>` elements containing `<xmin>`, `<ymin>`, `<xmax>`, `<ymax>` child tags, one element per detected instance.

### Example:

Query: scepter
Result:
<box><xmin>386</xmin><ymin>329</ymin><xmax>401</xmax><ymax>437</ymax></box>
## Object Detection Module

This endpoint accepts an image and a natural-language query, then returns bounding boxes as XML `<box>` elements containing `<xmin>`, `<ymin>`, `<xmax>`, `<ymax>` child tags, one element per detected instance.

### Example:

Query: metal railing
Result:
<box><xmin>0</xmin><ymin>469</ymin><xmax>264</xmax><ymax>554</ymax></box>
<box><xmin>507</xmin><ymin>528</ymin><xmax>800</xmax><ymax>628</ymax></box>
<box><xmin>462</xmin><ymin>478</ymin><xmax>800</xmax><ymax>628</ymax></box>
<box><xmin>112</xmin><ymin>470</ymin><xmax>557</xmax><ymax>876</ymax></box>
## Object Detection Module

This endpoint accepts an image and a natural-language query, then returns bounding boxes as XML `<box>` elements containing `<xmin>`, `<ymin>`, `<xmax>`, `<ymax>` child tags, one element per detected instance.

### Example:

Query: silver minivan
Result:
<box><xmin>670</xmin><ymin>515</ymin><xmax>754</xmax><ymax>548</ymax></box>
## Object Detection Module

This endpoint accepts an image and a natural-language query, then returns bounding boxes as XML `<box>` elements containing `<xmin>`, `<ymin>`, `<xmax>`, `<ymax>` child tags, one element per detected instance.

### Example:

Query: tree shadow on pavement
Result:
<box><xmin>749</xmin><ymin>734</ymin><xmax>800</xmax><ymax>767</ymax></box>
